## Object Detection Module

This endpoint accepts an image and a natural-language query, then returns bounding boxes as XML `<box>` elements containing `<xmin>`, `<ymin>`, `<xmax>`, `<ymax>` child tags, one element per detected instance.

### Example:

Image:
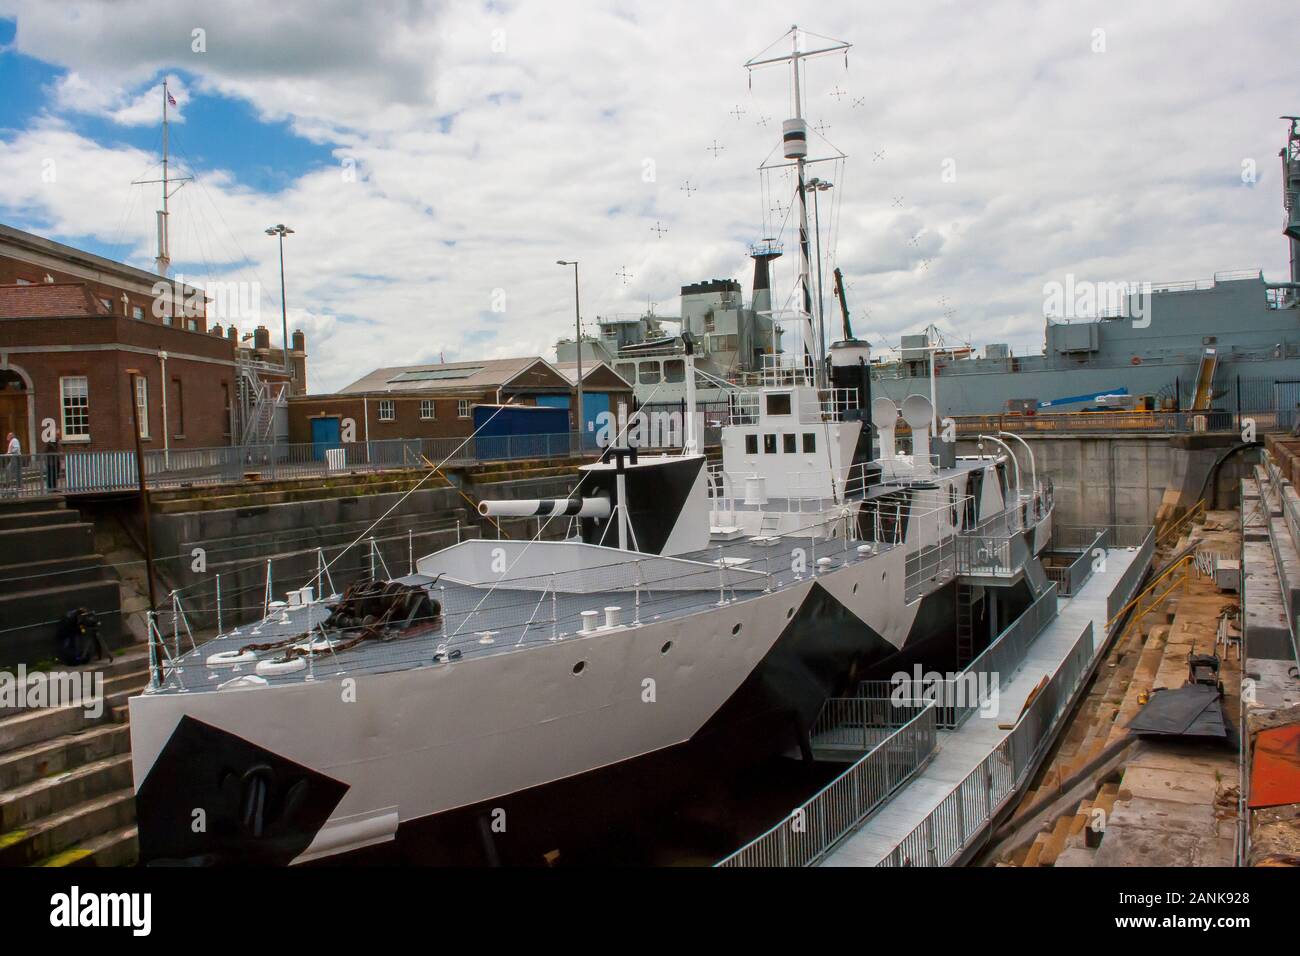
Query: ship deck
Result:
<box><xmin>149</xmin><ymin>533</ymin><xmax>900</xmax><ymax>696</ymax></box>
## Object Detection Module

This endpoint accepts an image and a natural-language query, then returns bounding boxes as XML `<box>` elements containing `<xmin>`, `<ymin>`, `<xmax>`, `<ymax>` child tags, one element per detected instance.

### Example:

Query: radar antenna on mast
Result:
<box><xmin>745</xmin><ymin>25</ymin><xmax>851</xmax><ymax>390</ymax></box>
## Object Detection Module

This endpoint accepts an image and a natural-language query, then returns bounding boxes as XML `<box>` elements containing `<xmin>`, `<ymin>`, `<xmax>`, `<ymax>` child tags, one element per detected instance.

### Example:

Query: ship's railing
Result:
<box><xmin>873</xmin><ymin>454</ymin><xmax>943</xmax><ymax>482</ymax></box>
<box><xmin>802</xmin><ymin>388</ymin><xmax>859</xmax><ymax>424</ymax></box>
<box><xmin>877</xmin><ymin>619</ymin><xmax>1095</xmax><ymax>867</ymax></box>
<box><xmin>715</xmin><ymin>702</ymin><xmax>939</xmax><ymax>867</ymax></box>
<box><xmin>904</xmin><ymin>537</ymin><xmax>956</xmax><ymax>601</ymax></box>
<box><xmin>758</xmin><ymin>352</ymin><xmax>817</xmax><ymax>387</ymax></box>
<box><xmin>136</xmin><ymin>509</ymin><xmax>890</xmax><ymax>690</ymax></box>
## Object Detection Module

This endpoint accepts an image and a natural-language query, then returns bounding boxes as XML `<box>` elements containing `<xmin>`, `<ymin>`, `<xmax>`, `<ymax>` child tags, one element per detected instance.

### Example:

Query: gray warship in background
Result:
<box><xmin>873</xmin><ymin>117</ymin><xmax>1300</xmax><ymax>423</ymax></box>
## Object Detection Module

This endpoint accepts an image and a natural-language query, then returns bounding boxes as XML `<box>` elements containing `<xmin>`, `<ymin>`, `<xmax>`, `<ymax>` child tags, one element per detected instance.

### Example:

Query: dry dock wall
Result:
<box><xmin>956</xmin><ymin>433</ymin><xmax>1255</xmax><ymax>530</ymax></box>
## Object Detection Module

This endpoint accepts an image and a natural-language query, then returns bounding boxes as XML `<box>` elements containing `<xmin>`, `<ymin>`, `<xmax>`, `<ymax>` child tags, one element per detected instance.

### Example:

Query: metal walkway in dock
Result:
<box><xmin>820</xmin><ymin>545</ymin><xmax>1143</xmax><ymax>867</ymax></box>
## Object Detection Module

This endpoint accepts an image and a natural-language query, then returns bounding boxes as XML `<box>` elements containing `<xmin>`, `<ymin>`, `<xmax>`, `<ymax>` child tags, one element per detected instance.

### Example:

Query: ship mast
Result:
<box><xmin>133</xmin><ymin>77</ymin><xmax>190</xmax><ymax>279</ymax></box>
<box><xmin>746</xmin><ymin>25</ymin><xmax>850</xmax><ymax>389</ymax></box>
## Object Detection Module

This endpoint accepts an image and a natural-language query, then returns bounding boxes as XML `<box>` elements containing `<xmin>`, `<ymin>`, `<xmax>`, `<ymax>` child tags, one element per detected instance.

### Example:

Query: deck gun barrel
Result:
<box><xmin>478</xmin><ymin>495</ymin><xmax>611</xmax><ymax>519</ymax></box>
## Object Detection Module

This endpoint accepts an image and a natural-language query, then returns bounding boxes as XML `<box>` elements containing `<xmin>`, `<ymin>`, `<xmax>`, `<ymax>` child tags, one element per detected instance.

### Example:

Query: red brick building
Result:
<box><xmin>287</xmin><ymin>357</ymin><xmax>633</xmax><ymax>444</ymax></box>
<box><xmin>0</xmin><ymin>223</ymin><xmax>307</xmax><ymax>453</ymax></box>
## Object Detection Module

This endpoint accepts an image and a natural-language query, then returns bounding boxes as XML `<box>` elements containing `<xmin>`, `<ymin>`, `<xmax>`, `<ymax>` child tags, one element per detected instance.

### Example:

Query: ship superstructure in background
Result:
<box><xmin>127</xmin><ymin>26</ymin><xmax>1056</xmax><ymax>866</ymax></box>
<box><xmin>555</xmin><ymin>241</ymin><xmax>786</xmax><ymax>409</ymax></box>
<box><xmin>874</xmin><ymin>117</ymin><xmax>1300</xmax><ymax>422</ymax></box>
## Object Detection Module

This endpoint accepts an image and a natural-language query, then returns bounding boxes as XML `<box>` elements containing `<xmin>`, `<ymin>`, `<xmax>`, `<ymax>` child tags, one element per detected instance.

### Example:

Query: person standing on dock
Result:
<box><xmin>4</xmin><ymin>431</ymin><xmax>20</xmax><ymax>496</ymax></box>
<box><xmin>44</xmin><ymin>427</ymin><xmax>60</xmax><ymax>492</ymax></box>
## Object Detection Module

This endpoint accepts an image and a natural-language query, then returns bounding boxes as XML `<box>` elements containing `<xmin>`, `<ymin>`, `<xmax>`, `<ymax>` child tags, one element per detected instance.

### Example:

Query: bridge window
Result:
<box><xmin>664</xmin><ymin>359</ymin><xmax>685</xmax><ymax>383</ymax></box>
<box><xmin>638</xmin><ymin>361</ymin><xmax>661</xmax><ymax>385</ymax></box>
<box><xmin>766</xmin><ymin>393</ymin><xmax>792</xmax><ymax>416</ymax></box>
<box><xmin>763</xmin><ymin>434</ymin><xmax>777</xmax><ymax>454</ymax></box>
<box><xmin>783</xmin><ymin>434</ymin><xmax>796</xmax><ymax>453</ymax></box>
<box><xmin>803</xmin><ymin>433</ymin><xmax>816</xmax><ymax>453</ymax></box>
<box><xmin>744</xmin><ymin>434</ymin><xmax>758</xmax><ymax>455</ymax></box>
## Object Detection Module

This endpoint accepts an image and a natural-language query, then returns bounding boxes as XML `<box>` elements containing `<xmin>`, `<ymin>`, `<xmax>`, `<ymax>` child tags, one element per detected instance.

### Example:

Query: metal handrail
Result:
<box><xmin>877</xmin><ymin>620</ymin><xmax>1096</xmax><ymax>867</ymax></box>
<box><xmin>716</xmin><ymin>703</ymin><xmax>939</xmax><ymax>867</ymax></box>
<box><xmin>1156</xmin><ymin>499</ymin><xmax>1206</xmax><ymax>549</ymax></box>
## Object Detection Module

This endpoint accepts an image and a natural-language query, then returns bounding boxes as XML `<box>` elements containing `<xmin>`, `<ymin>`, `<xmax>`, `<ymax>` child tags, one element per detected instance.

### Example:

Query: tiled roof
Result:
<box><xmin>0</xmin><ymin>282</ymin><xmax>110</xmax><ymax>319</ymax></box>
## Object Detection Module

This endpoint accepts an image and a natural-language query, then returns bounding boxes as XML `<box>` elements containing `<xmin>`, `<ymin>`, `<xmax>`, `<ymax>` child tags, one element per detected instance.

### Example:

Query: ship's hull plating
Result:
<box><xmin>130</xmin><ymin>541</ymin><xmax>967</xmax><ymax>865</ymax></box>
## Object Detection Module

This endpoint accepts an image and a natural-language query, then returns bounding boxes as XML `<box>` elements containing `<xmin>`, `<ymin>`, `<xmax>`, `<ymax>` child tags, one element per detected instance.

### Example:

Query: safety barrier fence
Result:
<box><xmin>0</xmin><ymin>433</ymin><xmax>590</xmax><ymax>499</ymax></box>
<box><xmin>950</xmin><ymin>408</ymin><xmax>1277</xmax><ymax>436</ymax></box>
<box><xmin>855</xmin><ymin>585</ymin><xmax>1059</xmax><ymax>729</ymax></box>
<box><xmin>877</xmin><ymin>619</ymin><xmax>1096</xmax><ymax>867</ymax></box>
<box><xmin>715</xmin><ymin>704</ymin><xmax>939</xmax><ymax>867</ymax></box>
<box><xmin>1104</xmin><ymin>527</ymin><xmax>1157</xmax><ymax>624</ymax></box>
<box><xmin>1044</xmin><ymin>528</ymin><xmax>1109</xmax><ymax>596</ymax></box>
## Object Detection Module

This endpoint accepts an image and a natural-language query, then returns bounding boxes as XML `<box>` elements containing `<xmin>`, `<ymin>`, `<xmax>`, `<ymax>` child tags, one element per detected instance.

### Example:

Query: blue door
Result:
<box><xmin>582</xmin><ymin>392</ymin><xmax>610</xmax><ymax>448</ymax></box>
<box><xmin>311</xmin><ymin>416</ymin><xmax>342</xmax><ymax>460</ymax></box>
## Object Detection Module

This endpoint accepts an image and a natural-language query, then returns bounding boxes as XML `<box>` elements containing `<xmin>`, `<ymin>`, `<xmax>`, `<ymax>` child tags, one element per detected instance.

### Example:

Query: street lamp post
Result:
<box><xmin>126</xmin><ymin>368</ymin><xmax>162</xmax><ymax>687</ymax></box>
<box><xmin>557</xmin><ymin>260</ymin><xmax>583</xmax><ymax>450</ymax></box>
<box><xmin>265</xmin><ymin>224</ymin><xmax>295</xmax><ymax>384</ymax></box>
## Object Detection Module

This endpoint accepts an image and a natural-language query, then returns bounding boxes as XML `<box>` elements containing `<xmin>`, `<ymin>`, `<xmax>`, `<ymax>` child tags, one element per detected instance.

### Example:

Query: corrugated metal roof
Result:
<box><xmin>338</xmin><ymin>356</ymin><xmax>562</xmax><ymax>394</ymax></box>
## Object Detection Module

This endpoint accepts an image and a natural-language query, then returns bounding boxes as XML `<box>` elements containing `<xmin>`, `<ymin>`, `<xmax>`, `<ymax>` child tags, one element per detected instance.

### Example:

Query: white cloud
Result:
<box><xmin>0</xmin><ymin>0</ymin><xmax>1297</xmax><ymax>389</ymax></box>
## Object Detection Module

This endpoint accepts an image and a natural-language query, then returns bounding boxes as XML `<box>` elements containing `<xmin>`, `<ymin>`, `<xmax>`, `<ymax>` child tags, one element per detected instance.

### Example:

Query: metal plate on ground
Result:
<box><xmin>1128</xmin><ymin>684</ymin><xmax>1228</xmax><ymax>740</ymax></box>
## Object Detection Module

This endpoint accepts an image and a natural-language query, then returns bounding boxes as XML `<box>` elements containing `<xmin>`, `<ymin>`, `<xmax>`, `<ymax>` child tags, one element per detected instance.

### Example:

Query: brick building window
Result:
<box><xmin>378</xmin><ymin>400</ymin><xmax>395</xmax><ymax>422</ymax></box>
<box><xmin>457</xmin><ymin>399</ymin><xmax>471</xmax><ymax>419</ymax></box>
<box><xmin>134</xmin><ymin>377</ymin><xmax>150</xmax><ymax>439</ymax></box>
<box><xmin>132</xmin><ymin>305</ymin><xmax>145</xmax><ymax>321</ymax></box>
<box><xmin>60</xmin><ymin>376</ymin><xmax>89</xmax><ymax>440</ymax></box>
<box><xmin>420</xmin><ymin>399</ymin><xmax>436</xmax><ymax>420</ymax></box>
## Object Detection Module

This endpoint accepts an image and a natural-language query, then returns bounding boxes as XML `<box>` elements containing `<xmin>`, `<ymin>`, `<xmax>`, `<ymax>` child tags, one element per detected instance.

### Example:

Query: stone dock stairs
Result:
<box><xmin>0</xmin><ymin>496</ymin><xmax>123</xmax><ymax>665</ymax></box>
<box><xmin>0</xmin><ymin>648</ymin><xmax>150</xmax><ymax>867</ymax></box>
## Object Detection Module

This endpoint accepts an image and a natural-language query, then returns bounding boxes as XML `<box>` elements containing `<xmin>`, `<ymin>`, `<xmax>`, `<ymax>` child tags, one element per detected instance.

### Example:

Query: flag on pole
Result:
<box><xmin>166</xmin><ymin>90</ymin><xmax>177</xmax><ymax>107</ymax></box>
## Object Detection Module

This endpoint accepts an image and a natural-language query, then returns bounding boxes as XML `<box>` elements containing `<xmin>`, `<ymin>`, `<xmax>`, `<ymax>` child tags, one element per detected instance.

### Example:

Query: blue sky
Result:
<box><xmin>0</xmin><ymin>16</ymin><xmax>335</xmax><ymax>265</ymax></box>
<box><xmin>1</xmin><ymin>1</ymin><xmax>1298</xmax><ymax>392</ymax></box>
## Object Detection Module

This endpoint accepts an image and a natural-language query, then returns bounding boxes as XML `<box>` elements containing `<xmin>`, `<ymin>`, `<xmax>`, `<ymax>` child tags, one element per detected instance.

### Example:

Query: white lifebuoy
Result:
<box><xmin>218</xmin><ymin>674</ymin><xmax>268</xmax><ymax>691</ymax></box>
<box><xmin>207</xmin><ymin>649</ymin><xmax>259</xmax><ymax>667</ymax></box>
<box><xmin>255</xmin><ymin>657</ymin><xmax>307</xmax><ymax>677</ymax></box>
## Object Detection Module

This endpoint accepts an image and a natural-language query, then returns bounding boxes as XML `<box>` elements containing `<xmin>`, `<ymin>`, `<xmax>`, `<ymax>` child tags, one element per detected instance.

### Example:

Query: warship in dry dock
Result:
<box><xmin>873</xmin><ymin>118</ymin><xmax>1300</xmax><ymax>422</ymax></box>
<box><xmin>127</xmin><ymin>27</ymin><xmax>1058</xmax><ymax>866</ymax></box>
